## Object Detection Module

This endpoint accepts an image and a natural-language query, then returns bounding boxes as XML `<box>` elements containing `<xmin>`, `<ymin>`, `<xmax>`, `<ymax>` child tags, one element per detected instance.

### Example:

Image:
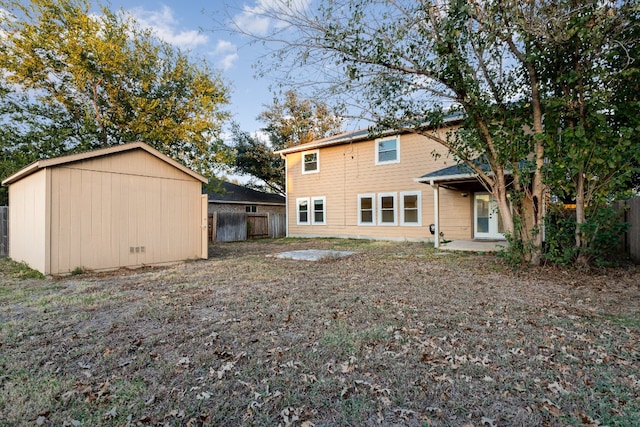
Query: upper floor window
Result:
<box><xmin>245</xmin><ymin>205</ymin><xmax>257</xmax><ymax>213</ymax></box>
<box><xmin>375</xmin><ymin>136</ymin><xmax>399</xmax><ymax>165</ymax></box>
<box><xmin>302</xmin><ymin>150</ymin><xmax>319</xmax><ymax>174</ymax></box>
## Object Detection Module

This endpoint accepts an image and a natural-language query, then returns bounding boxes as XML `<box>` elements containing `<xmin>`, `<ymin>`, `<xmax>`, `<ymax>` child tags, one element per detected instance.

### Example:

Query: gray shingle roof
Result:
<box><xmin>204</xmin><ymin>181</ymin><xmax>285</xmax><ymax>205</ymax></box>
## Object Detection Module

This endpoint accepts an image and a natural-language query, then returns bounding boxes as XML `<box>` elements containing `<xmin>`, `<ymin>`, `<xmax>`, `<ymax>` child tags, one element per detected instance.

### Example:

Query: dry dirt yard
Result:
<box><xmin>0</xmin><ymin>239</ymin><xmax>638</xmax><ymax>427</ymax></box>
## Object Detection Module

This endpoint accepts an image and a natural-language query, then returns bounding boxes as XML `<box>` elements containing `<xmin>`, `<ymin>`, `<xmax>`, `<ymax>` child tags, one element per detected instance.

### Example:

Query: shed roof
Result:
<box><xmin>2</xmin><ymin>142</ymin><xmax>208</xmax><ymax>186</ymax></box>
<box><xmin>204</xmin><ymin>181</ymin><xmax>285</xmax><ymax>205</ymax></box>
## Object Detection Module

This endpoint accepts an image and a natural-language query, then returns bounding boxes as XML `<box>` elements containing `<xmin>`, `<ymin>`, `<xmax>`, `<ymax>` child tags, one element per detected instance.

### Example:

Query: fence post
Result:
<box><xmin>0</xmin><ymin>206</ymin><xmax>8</xmax><ymax>257</ymax></box>
<box><xmin>629</xmin><ymin>197</ymin><xmax>640</xmax><ymax>263</ymax></box>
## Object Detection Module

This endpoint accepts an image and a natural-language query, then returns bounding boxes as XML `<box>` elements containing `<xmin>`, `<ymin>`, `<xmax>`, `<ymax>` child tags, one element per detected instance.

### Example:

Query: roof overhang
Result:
<box><xmin>2</xmin><ymin>142</ymin><xmax>208</xmax><ymax>185</ymax></box>
<box><xmin>208</xmin><ymin>199</ymin><xmax>285</xmax><ymax>206</ymax></box>
<box><xmin>275</xmin><ymin>113</ymin><xmax>464</xmax><ymax>156</ymax></box>
<box><xmin>414</xmin><ymin>173</ymin><xmax>479</xmax><ymax>185</ymax></box>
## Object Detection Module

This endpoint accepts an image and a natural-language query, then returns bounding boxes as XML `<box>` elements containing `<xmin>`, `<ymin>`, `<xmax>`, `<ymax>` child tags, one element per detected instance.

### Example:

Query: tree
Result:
<box><xmin>229</xmin><ymin>90</ymin><xmax>341</xmax><ymax>195</ymax></box>
<box><xmin>0</xmin><ymin>0</ymin><xmax>230</xmax><ymax>179</ymax></box>
<box><xmin>258</xmin><ymin>89</ymin><xmax>343</xmax><ymax>148</ymax></box>
<box><xmin>229</xmin><ymin>122</ymin><xmax>286</xmax><ymax>195</ymax></box>
<box><xmin>0</xmin><ymin>82</ymin><xmax>77</xmax><ymax>204</ymax></box>
<box><xmin>537</xmin><ymin>0</ymin><xmax>640</xmax><ymax>264</ymax></box>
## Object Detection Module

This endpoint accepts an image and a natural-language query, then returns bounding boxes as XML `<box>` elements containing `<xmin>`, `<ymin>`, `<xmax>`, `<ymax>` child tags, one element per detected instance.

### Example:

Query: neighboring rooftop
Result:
<box><xmin>204</xmin><ymin>181</ymin><xmax>285</xmax><ymax>205</ymax></box>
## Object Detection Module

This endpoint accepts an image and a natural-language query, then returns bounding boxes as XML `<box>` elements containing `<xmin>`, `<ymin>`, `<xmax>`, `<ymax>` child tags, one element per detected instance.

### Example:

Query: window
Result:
<box><xmin>312</xmin><ymin>197</ymin><xmax>326</xmax><ymax>225</ymax></box>
<box><xmin>378</xmin><ymin>192</ymin><xmax>397</xmax><ymax>225</ymax></box>
<box><xmin>400</xmin><ymin>191</ymin><xmax>422</xmax><ymax>226</ymax></box>
<box><xmin>302</xmin><ymin>150</ymin><xmax>319</xmax><ymax>174</ymax></box>
<box><xmin>245</xmin><ymin>205</ymin><xmax>257</xmax><ymax>213</ymax></box>
<box><xmin>297</xmin><ymin>198</ymin><xmax>309</xmax><ymax>225</ymax></box>
<box><xmin>297</xmin><ymin>196</ymin><xmax>326</xmax><ymax>225</ymax></box>
<box><xmin>375</xmin><ymin>136</ymin><xmax>399</xmax><ymax>165</ymax></box>
<box><xmin>357</xmin><ymin>194</ymin><xmax>376</xmax><ymax>225</ymax></box>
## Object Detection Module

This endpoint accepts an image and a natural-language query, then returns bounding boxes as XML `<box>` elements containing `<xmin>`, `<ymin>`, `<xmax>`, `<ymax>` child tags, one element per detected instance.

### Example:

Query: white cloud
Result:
<box><xmin>212</xmin><ymin>40</ymin><xmax>238</xmax><ymax>71</ymax></box>
<box><xmin>234</xmin><ymin>0</ymin><xmax>311</xmax><ymax>36</ymax></box>
<box><xmin>219</xmin><ymin>53</ymin><xmax>239</xmax><ymax>71</ymax></box>
<box><xmin>127</xmin><ymin>6</ymin><xmax>208</xmax><ymax>49</ymax></box>
<box><xmin>214</xmin><ymin>40</ymin><xmax>236</xmax><ymax>55</ymax></box>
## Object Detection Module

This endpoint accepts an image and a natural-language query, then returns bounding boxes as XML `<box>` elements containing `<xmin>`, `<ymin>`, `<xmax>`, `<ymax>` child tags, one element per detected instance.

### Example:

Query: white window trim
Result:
<box><xmin>377</xmin><ymin>192</ymin><xmax>397</xmax><ymax>226</ymax></box>
<box><xmin>400</xmin><ymin>191</ymin><xmax>422</xmax><ymax>226</ymax></box>
<box><xmin>375</xmin><ymin>136</ymin><xmax>400</xmax><ymax>165</ymax></box>
<box><xmin>301</xmin><ymin>149</ymin><xmax>320</xmax><ymax>174</ymax></box>
<box><xmin>311</xmin><ymin>196</ymin><xmax>326</xmax><ymax>225</ymax></box>
<box><xmin>296</xmin><ymin>197</ymin><xmax>310</xmax><ymax>225</ymax></box>
<box><xmin>357</xmin><ymin>193</ymin><xmax>376</xmax><ymax>226</ymax></box>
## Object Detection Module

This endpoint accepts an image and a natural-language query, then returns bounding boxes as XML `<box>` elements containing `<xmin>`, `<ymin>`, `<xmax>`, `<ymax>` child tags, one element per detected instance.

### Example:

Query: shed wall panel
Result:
<box><xmin>48</xmin><ymin>160</ymin><xmax>203</xmax><ymax>274</ymax></box>
<box><xmin>8</xmin><ymin>169</ymin><xmax>47</xmax><ymax>272</ymax></box>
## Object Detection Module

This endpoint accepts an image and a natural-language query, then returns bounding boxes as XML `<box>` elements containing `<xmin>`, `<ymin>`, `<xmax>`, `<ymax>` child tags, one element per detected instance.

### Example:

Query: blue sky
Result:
<box><xmin>105</xmin><ymin>0</ymin><xmax>295</xmax><ymax>135</ymax></box>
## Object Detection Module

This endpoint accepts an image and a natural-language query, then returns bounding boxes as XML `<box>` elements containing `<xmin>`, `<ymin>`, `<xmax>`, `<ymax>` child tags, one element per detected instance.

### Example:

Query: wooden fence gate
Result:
<box><xmin>247</xmin><ymin>214</ymin><xmax>269</xmax><ymax>238</ymax></box>
<box><xmin>209</xmin><ymin>212</ymin><xmax>286</xmax><ymax>243</ymax></box>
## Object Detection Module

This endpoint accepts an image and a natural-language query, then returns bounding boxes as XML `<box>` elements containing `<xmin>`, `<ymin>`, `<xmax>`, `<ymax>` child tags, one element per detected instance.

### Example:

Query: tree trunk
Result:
<box><xmin>528</xmin><ymin>137</ymin><xmax>546</xmax><ymax>266</ymax></box>
<box><xmin>575</xmin><ymin>170</ymin><xmax>588</xmax><ymax>265</ymax></box>
<box><xmin>494</xmin><ymin>169</ymin><xmax>514</xmax><ymax>236</ymax></box>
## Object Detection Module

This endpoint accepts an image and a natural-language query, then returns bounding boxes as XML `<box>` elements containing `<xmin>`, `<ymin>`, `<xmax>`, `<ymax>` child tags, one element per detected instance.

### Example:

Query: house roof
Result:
<box><xmin>415</xmin><ymin>158</ymin><xmax>521</xmax><ymax>186</ymax></box>
<box><xmin>274</xmin><ymin>128</ymin><xmax>376</xmax><ymax>155</ymax></box>
<box><xmin>1</xmin><ymin>141</ymin><xmax>208</xmax><ymax>185</ymax></box>
<box><xmin>415</xmin><ymin>161</ymin><xmax>491</xmax><ymax>184</ymax></box>
<box><xmin>275</xmin><ymin>112</ymin><xmax>464</xmax><ymax>156</ymax></box>
<box><xmin>204</xmin><ymin>181</ymin><xmax>285</xmax><ymax>205</ymax></box>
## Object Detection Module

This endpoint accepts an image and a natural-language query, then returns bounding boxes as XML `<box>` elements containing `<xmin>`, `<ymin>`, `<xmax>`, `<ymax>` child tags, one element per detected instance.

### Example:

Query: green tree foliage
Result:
<box><xmin>229</xmin><ymin>90</ymin><xmax>341</xmax><ymax>195</ymax></box>
<box><xmin>537</xmin><ymin>0</ymin><xmax>640</xmax><ymax>264</ymax></box>
<box><xmin>229</xmin><ymin>122</ymin><xmax>286</xmax><ymax>195</ymax></box>
<box><xmin>0</xmin><ymin>0</ymin><xmax>230</xmax><ymax>187</ymax></box>
<box><xmin>258</xmin><ymin>90</ymin><xmax>342</xmax><ymax>148</ymax></box>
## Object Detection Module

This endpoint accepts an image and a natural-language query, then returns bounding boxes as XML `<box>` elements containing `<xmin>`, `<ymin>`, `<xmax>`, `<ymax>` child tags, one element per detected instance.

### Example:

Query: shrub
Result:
<box><xmin>544</xmin><ymin>204</ymin><xmax>629</xmax><ymax>266</ymax></box>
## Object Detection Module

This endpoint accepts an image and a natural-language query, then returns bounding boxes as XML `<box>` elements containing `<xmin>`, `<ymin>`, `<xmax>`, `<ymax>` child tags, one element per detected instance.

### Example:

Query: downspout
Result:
<box><xmin>282</xmin><ymin>154</ymin><xmax>289</xmax><ymax>238</ymax></box>
<box><xmin>430</xmin><ymin>179</ymin><xmax>439</xmax><ymax>249</ymax></box>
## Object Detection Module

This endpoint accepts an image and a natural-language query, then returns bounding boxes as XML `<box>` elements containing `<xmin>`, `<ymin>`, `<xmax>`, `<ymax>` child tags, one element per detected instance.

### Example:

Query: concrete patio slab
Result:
<box><xmin>439</xmin><ymin>240</ymin><xmax>508</xmax><ymax>252</ymax></box>
<box><xmin>274</xmin><ymin>249</ymin><xmax>356</xmax><ymax>261</ymax></box>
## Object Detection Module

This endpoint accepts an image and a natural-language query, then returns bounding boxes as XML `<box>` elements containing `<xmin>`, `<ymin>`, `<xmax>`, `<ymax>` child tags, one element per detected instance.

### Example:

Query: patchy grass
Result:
<box><xmin>0</xmin><ymin>239</ymin><xmax>638</xmax><ymax>426</ymax></box>
<box><xmin>0</xmin><ymin>257</ymin><xmax>45</xmax><ymax>280</ymax></box>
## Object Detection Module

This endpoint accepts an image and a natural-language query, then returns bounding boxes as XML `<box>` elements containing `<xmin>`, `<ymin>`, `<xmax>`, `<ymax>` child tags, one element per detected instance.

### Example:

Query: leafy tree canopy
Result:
<box><xmin>0</xmin><ymin>0</ymin><xmax>231</xmax><ymax>201</ymax></box>
<box><xmin>229</xmin><ymin>90</ymin><xmax>342</xmax><ymax>195</ymax></box>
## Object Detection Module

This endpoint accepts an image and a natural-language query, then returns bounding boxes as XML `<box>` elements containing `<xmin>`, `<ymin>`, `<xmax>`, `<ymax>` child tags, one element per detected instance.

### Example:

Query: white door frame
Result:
<box><xmin>474</xmin><ymin>192</ymin><xmax>505</xmax><ymax>239</ymax></box>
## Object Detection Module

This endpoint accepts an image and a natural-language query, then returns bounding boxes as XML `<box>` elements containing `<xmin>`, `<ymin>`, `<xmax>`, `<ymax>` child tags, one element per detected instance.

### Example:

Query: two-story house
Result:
<box><xmin>276</xmin><ymin>122</ymin><xmax>507</xmax><ymax>245</ymax></box>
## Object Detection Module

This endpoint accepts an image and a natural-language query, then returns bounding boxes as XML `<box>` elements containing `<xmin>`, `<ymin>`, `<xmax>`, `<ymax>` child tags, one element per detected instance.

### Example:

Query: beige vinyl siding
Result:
<box><xmin>47</xmin><ymin>150</ymin><xmax>203</xmax><ymax>274</ymax></box>
<box><xmin>286</xmin><ymin>131</ymin><xmax>474</xmax><ymax>241</ymax></box>
<box><xmin>438</xmin><ymin>188</ymin><xmax>473</xmax><ymax>240</ymax></box>
<box><xmin>8</xmin><ymin>169</ymin><xmax>48</xmax><ymax>272</ymax></box>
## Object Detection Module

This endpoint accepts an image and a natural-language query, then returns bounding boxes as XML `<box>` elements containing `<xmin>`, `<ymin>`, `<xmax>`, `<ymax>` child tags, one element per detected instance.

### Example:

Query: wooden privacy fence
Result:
<box><xmin>615</xmin><ymin>196</ymin><xmax>640</xmax><ymax>263</ymax></box>
<box><xmin>0</xmin><ymin>206</ymin><xmax>7</xmax><ymax>257</ymax></box>
<box><xmin>209</xmin><ymin>212</ymin><xmax>286</xmax><ymax>243</ymax></box>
